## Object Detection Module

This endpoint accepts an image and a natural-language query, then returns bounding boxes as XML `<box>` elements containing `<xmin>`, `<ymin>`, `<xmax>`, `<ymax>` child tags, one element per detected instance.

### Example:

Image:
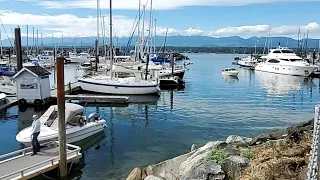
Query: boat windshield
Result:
<box><xmin>281</xmin><ymin>50</ymin><xmax>294</xmax><ymax>53</ymax></box>
<box><xmin>289</xmin><ymin>59</ymin><xmax>302</xmax><ymax>62</ymax></box>
<box><xmin>45</xmin><ymin>110</ymin><xmax>58</xmax><ymax>127</ymax></box>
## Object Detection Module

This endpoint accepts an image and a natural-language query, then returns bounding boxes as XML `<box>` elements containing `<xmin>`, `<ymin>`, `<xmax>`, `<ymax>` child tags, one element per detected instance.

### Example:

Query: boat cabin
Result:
<box><xmin>42</xmin><ymin>103</ymin><xmax>85</xmax><ymax>130</ymax></box>
<box><xmin>222</xmin><ymin>68</ymin><xmax>236</xmax><ymax>72</ymax></box>
<box><xmin>13</xmin><ymin>66</ymin><xmax>51</xmax><ymax>105</ymax></box>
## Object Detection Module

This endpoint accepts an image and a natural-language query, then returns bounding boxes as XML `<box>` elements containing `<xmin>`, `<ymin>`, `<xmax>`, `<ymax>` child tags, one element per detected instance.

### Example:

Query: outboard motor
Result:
<box><xmin>87</xmin><ymin>112</ymin><xmax>100</xmax><ymax>122</ymax></box>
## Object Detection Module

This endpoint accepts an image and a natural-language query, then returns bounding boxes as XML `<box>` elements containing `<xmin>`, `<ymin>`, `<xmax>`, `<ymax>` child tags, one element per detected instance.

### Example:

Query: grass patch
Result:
<box><xmin>203</xmin><ymin>149</ymin><xmax>229</xmax><ymax>164</ymax></box>
<box><xmin>239</xmin><ymin>148</ymin><xmax>254</xmax><ymax>159</ymax></box>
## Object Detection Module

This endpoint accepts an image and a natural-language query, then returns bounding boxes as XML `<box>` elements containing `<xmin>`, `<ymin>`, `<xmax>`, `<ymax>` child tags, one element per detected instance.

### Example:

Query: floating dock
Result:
<box><xmin>0</xmin><ymin>141</ymin><xmax>81</xmax><ymax>180</ymax></box>
<box><xmin>50</xmin><ymin>82</ymin><xmax>82</xmax><ymax>97</ymax></box>
<box><xmin>66</xmin><ymin>94</ymin><xmax>129</xmax><ymax>104</ymax></box>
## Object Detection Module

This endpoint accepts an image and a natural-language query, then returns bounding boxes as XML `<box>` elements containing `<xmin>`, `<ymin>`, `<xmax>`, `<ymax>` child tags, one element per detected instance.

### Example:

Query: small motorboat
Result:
<box><xmin>221</xmin><ymin>68</ymin><xmax>239</xmax><ymax>76</ymax></box>
<box><xmin>16</xmin><ymin>103</ymin><xmax>106</xmax><ymax>145</ymax></box>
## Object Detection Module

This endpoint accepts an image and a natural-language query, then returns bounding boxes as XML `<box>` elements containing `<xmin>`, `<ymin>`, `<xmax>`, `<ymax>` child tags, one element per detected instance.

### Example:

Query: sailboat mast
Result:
<box><xmin>136</xmin><ymin>0</ymin><xmax>141</xmax><ymax>61</ymax></box>
<box><xmin>61</xmin><ymin>34</ymin><xmax>63</xmax><ymax>53</ymax></box>
<box><xmin>147</xmin><ymin>0</ymin><xmax>152</xmax><ymax>54</ymax></box>
<box><xmin>0</xmin><ymin>28</ymin><xmax>2</xmax><ymax>57</ymax></box>
<box><xmin>297</xmin><ymin>28</ymin><xmax>300</xmax><ymax>50</ymax></box>
<box><xmin>26</xmin><ymin>25</ymin><xmax>28</xmax><ymax>56</ymax></box>
<box><xmin>36</xmin><ymin>30</ymin><xmax>39</xmax><ymax>55</ymax></box>
<box><xmin>32</xmin><ymin>27</ymin><xmax>34</xmax><ymax>54</ymax></box>
<box><xmin>109</xmin><ymin>0</ymin><xmax>113</xmax><ymax>78</ymax></box>
<box><xmin>154</xmin><ymin>18</ymin><xmax>156</xmax><ymax>53</ymax></box>
<box><xmin>142</xmin><ymin>5</ymin><xmax>146</xmax><ymax>54</ymax></box>
<box><xmin>103</xmin><ymin>16</ymin><xmax>106</xmax><ymax>59</ymax></box>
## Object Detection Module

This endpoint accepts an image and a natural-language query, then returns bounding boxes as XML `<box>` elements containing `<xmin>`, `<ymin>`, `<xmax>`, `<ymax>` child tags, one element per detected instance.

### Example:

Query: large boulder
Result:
<box><xmin>191</xmin><ymin>144</ymin><xmax>198</xmax><ymax>152</ymax></box>
<box><xmin>145</xmin><ymin>175</ymin><xmax>165</xmax><ymax>180</ymax></box>
<box><xmin>180</xmin><ymin>151</ymin><xmax>211</xmax><ymax>176</ymax></box>
<box><xmin>226</xmin><ymin>135</ymin><xmax>252</xmax><ymax>147</ymax></box>
<box><xmin>159</xmin><ymin>170</ymin><xmax>178</xmax><ymax>180</ymax></box>
<box><xmin>188</xmin><ymin>141</ymin><xmax>224</xmax><ymax>161</ymax></box>
<box><xmin>221</xmin><ymin>156</ymin><xmax>249</xmax><ymax>179</ymax></box>
<box><xmin>181</xmin><ymin>162</ymin><xmax>225</xmax><ymax>180</ymax></box>
<box><xmin>126</xmin><ymin>167</ymin><xmax>142</xmax><ymax>180</ymax></box>
<box><xmin>180</xmin><ymin>141</ymin><xmax>225</xmax><ymax>176</ymax></box>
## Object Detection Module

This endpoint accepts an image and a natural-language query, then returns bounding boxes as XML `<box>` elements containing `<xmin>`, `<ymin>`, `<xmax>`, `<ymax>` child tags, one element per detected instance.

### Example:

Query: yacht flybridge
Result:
<box><xmin>255</xmin><ymin>47</ymin><xmax>317</xmax><ymax>76</ymax></box>
<box><xmin>16</xmin><ymin>103</ymin><xmax>106</xmax><ymax>145</ymax></box>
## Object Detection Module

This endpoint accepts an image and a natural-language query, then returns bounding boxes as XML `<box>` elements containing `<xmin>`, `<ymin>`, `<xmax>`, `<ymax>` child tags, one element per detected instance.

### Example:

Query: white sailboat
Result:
<box><xmin>78</xmin><ymin>0</ymin><xmax>160</xmax><ymax>95</ymax></box>
<box><xmin>16</xmin><ymin>103</ymin><xmax>106</xmax><ymax>145</ymax></box>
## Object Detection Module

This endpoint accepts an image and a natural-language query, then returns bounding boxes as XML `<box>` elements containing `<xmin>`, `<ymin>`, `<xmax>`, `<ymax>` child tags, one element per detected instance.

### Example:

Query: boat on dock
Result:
<box><xmin>16</xmin><ymin>103</ymin><xmax>106</xmax><ymax>145</ymax></box>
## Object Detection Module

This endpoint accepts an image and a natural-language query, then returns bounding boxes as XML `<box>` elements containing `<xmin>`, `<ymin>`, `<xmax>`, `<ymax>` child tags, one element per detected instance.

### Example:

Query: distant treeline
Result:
<box><xmin>164</xmin><ymin>46</ymin><xmax>317</xmax><ymax>54</ymax></box>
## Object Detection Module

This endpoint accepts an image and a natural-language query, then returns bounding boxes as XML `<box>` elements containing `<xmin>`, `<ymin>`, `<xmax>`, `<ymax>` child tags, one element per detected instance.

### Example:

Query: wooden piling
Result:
<box><xmin>95</xmin><ymin>39</ymin><xmax>98</xmax><ymax>72</ymax></box>
<box><xmin>14</xmin><ymin>26</ymin><xmax>23</xmax><ymax>71</ymax></box>
<box><xmin>56</xmin><ymin>56</ymin><xmax>67</xmax><ymax>178</ymax></box>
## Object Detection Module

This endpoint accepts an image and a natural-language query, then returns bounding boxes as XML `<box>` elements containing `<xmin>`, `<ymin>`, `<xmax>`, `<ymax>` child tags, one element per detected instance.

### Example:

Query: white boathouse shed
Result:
<box><xmin>13</xmin><ymin>66</ymin><xmax>51</xmax><ymax>105</ymax></box>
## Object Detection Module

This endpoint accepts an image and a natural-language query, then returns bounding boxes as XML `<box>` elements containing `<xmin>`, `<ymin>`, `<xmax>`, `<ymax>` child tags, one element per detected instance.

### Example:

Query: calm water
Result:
<box><xmin>1</xmin><ymin>53</ymin><xmax>320</xmax><ymax>179</ymax></box>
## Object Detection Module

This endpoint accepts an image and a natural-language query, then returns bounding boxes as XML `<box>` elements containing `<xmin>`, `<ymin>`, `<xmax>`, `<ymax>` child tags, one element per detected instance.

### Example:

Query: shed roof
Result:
<box><xmin>13</xmin><ymin>66</ymin><xmax>51</xmax><ymax>79</ymax></box>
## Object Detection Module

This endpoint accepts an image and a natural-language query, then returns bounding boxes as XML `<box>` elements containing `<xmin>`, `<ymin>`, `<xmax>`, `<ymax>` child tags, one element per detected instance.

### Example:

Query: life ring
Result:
<box><xmin>34</xmin><ymin>99</ymin><xmax>42</xmax><ymax>106</ymax></box>
<box><xmin>18</xmin><ymin>98</ymin><xmax>27</xmax><ymax>106</ymax></box>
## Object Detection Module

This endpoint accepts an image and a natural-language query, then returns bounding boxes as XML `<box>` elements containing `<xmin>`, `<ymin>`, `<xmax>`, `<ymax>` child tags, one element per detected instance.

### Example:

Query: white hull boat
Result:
<box><xmin>221</xmin><ymin>68</ymin><xmax>239</xmax><ymax>76</ymax></box>
<box><xmin>78</xmin><ymin>77</ymin><xmax>160</xmax><ymax>95</ymax></box>
<box><xmin>255</xmin><ymin>47</ymin><xmax>318</xmax><ymax>76</ymax></box>
<box><xmin>16</xmin><ymin>103</ymin><xmax>106</xmax><ymax>145</ymax></box>
<box><xmin>0</xmin><ymin>75</ymin><xmax>16</xmax><ymax>94</ymax></box>
<box><xmin>238</xmin><ymin>55</ymin><xmax>258</xmax><ymax>68</ymax></box>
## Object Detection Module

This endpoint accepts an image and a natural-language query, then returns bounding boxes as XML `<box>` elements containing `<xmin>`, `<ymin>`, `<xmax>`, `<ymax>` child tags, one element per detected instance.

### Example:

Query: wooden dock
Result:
<box><xmin>50</xmin><ymin>82</ymin><xmax>82</xmax><ymax>97</ymax></box>
<box><xmin>66</xmin><ymin>94</ymin><xmax>129</xmax><ymax>104</ymax></box>
<box><xmin>0</xmin><ymin>141</ymin><xmax>81</xmax><ymax>180</ymax></box>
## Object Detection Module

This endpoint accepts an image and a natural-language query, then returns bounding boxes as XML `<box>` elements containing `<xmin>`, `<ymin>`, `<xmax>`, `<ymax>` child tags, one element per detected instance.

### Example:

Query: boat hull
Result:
<box><xmin>78</xmin><ymin>79</ymin><xmax>160</xmax><ymax>95</ymax></box>
<box><xmin>221</xmin><ymin>71</ymin><xmax>239</xmax><ymax>76</ymax></box>
<box><xmin>16</xmin><ymin>120</ymin><xmax>106</xmax><ymax>146</ymax></box>
<box><xmin>255</xmin><ymin>63</ymin><xmax>317</xmax><ymax>76</ymax></box>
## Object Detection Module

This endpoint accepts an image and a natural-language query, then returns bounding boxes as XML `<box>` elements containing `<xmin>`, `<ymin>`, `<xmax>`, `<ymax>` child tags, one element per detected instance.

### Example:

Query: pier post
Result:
<box><xmin>56</xmin><ymin>56</ymin><xmax>67</xmax><ymax>178</ymax></box>
<box><xmin>14</xmin><ymin>26</ymin><xmax>23</xmax><ymax>71</ymax></box>
<box><xmin>95</xmin><ymin>39</ymin><xmax>98</xmax><ymax>72</ymax></box>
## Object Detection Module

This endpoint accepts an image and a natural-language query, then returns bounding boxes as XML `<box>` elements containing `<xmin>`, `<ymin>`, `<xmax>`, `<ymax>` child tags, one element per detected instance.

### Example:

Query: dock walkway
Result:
<box><xmin>0</xmin><ymin>141</ymin><xmax>81</xmax><ymax>180</ymax></box>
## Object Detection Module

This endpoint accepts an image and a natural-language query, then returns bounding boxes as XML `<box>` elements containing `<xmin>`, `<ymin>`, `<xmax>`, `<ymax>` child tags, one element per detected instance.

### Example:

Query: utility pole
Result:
<box><xmin>56</xmin><ymin>56</ymin><xmax>67</xmax><ymax>178</ymax></box>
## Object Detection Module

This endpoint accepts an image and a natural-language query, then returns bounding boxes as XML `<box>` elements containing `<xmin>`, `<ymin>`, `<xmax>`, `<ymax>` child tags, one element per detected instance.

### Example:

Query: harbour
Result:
<box><xmin>1</xmin><ymin>0</ymin><xmax>320</xmax><ymax>179</ymax></box>
<box><xmin>1</xmin><ymin>53</ymin><xmax>320</xmax><ymax>179</ymax></box>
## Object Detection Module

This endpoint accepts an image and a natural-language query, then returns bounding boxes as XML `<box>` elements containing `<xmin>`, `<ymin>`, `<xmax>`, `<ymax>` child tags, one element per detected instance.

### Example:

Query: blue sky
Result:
<box><xmin>0</xmin><ymin>0</ymin><xmax>320</xmax><ymax>38</ymax></box>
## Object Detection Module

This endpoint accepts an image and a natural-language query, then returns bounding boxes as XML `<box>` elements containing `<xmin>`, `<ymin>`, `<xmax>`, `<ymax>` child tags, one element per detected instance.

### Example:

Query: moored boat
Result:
<box><xmin>16</xmin><ymin>103</ymin><xmax>106</xmax><ymax>145</ymax></box>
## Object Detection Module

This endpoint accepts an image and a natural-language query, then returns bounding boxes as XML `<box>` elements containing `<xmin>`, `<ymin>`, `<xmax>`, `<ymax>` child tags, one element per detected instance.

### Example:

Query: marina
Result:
<box><xmin>1</xmin><ymin>0</ymin><xmax>320</xmax><ymax>179</ymax></box>
<box><xmin>1</xmin><ymin>53</ymin><xmax>320</xmax><ymax>179</ymax></box>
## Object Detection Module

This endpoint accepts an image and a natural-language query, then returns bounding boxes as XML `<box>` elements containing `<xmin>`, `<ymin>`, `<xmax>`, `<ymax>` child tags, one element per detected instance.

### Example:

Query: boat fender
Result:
<box><xmin>18</xmin><ymin>98</ymin><xmax>27</xmax><ymax>106</ymax></box>
<box><xmin>34</xmin><ymin>99</ymin><xmax>42</xmax><ymax>106</ymax></box>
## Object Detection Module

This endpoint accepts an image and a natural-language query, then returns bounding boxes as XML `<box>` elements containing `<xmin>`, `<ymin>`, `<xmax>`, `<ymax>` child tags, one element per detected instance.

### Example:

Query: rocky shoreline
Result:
<box><xmin>126</xmin><ymin>120</ymin><xmax>314</xmax><ymax>180</ymax></box>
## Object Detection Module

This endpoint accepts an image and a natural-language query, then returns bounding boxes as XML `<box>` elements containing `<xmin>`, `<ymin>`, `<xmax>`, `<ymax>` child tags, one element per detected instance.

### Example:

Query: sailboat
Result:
<box><xmin>78</xmin><ymin>0</ymin><xmax>160</xmax><ymax>95</ymax></box>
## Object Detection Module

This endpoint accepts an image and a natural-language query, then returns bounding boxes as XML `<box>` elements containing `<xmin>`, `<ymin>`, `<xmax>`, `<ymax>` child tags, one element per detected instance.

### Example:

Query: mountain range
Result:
<box><xmin>0</xmin><ymin>36</ymin><xmax>319</xmax><ymax>48</ymax></box>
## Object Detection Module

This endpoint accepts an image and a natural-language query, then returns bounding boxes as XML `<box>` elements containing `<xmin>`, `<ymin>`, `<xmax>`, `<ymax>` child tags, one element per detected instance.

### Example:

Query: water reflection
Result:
<box><xmin>255</xmin><ymin>71</ymin><xmax>315</xmax><ymax>96</ymax></box>
<box><xmin>222</xmin><ymin>75</ymin><xmax>239</xmax><ymax>83</ymax></box>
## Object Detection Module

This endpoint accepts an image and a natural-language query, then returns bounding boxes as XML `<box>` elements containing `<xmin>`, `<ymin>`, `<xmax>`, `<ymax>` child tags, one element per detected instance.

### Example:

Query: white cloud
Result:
<box><xmin>209</xmin><ymin>22</ymin><xmax>320</xmax><ymax>38</ymax></box>
<box><xmin>37</xmin><ymin>0</ymin><xmax>320</xmax><ymax>10</ymax></box>
<box><xmin>184</xmin><ymin>28</ymin><xmax>205</xmax><ymax>36</ymax></box>
<box><xmin>1</xmin><ymin>9</ymin><xmax>320</xmax><ymax>39</ymax></box>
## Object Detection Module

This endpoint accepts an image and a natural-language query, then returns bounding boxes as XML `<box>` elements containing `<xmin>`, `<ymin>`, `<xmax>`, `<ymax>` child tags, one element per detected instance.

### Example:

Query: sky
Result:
<box><xmin>0</xmin><ymin>0</ymin><xmax>320</xmax><ymax>39</ymax></box>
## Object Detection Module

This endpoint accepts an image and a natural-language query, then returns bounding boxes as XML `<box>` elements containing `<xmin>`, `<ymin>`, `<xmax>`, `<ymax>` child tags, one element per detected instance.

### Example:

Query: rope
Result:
<box><xmin>307</xmin><ymin>105</ymin><xmax>320</xmax><ymax>180</ymax></box>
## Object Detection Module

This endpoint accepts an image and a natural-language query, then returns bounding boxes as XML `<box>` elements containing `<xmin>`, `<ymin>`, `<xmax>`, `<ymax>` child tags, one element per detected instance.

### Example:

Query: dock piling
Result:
<box><xmin>56</xmin><ymin>56</ymin><xmax>67</xmax><ymax>178</ymax></box>
<box><xmin>14</xmin><ymin>26</ymin><xmax>23</xmax><ymax>71</ymax></box>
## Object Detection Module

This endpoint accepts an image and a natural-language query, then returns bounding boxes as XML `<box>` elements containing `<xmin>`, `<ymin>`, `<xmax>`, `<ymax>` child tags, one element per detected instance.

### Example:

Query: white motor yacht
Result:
<box><xmin>16</xmin><ymin>103</ymin><xmax>106</xmax><ymax>145</ymax></box>
<box><xmin>221</xmin><ymin>68</ymin><xmax>239</xmax><ymax>76</ymax></box>
<box><xmin>255</xmin><ymin>47</ymin><xmax>318</xmax><ymax>76</ymax></box>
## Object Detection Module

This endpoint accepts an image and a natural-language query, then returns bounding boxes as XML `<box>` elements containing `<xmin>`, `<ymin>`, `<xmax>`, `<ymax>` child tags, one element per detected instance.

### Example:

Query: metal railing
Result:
<box><xmin>307</xmin><ymin>103</ymin><xmax>320</xmax><ymax>180</ymax></box>
<box><xmin>0</xmin><ymin>141</ymin><xmax>81</xmax><ymax>180</ymax></box>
